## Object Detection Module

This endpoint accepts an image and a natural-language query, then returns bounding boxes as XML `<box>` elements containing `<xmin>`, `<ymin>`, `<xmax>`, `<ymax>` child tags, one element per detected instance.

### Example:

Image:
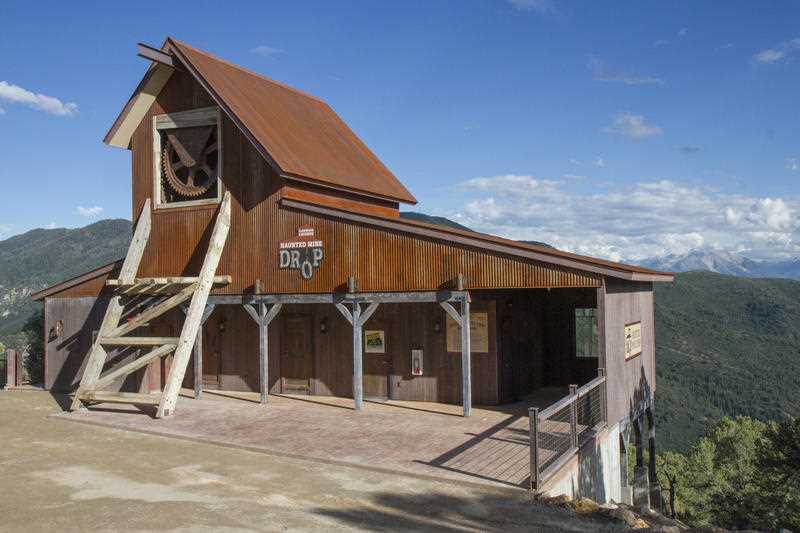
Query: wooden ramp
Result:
<box><xmin>70</xmin><ymin>192</ymin><xmax>232</xmax><ymax>418</ymax></box>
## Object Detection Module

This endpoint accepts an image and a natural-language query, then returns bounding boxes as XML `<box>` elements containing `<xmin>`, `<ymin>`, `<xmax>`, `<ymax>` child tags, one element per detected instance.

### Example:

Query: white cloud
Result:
<box><xmin>602</xmin><ymin>113</ymin><xmax>662</xmax><ymax>139</ymax></box>
<box><xmin>250</xmin><ymin>45</ymin><xmax>284</xmax><ymax>58</ymax></box>
<box><xmin>76</xmin><ymin>206</ymin><xmax>104</xmax><ymax>218</ymax></box>
<box><xmin>0</xmin><ymin>81</ymin><xmax>77</xmax><ymax>116</ymax></box>
<box><xmin>454</xmin><ymin>175</ymin><xmax>800</xmax><ymax>261</ymax></box>
<box><xmin>786</xmin><ymin>158</ymin><xmax>799</xmax><ymax>171</ymax></box>
<box><xmin>0</xmin><ymin>107</ymin><xmax>5</xmax><ymax>115</ymax></box>
<box><xmin>752</xmin><ymin>38</ymin><xmax>800</xmax><ymax>64</ymax></box>
<box><xmin>593</xmin><ymin>157</ymin><xmax>605</xmax><ymax>168</ymax></box>
<box><xmin>44</xmin><ymin>222</ymin><xmax>57</xmax><ymax>229</ymax></box>
<box><xmin>654</xmin><ymin>39</ymin><xmax>670</xmax><ymax>48</ymax></box>
<box><xmin>507</xmin><ymin>0</ymin><xmax>556</xmax><ymax>13</ymax></box>
<box><xmin>588</xmin><ymin>58</ymin><xmax>663</xmax><ymax>86</ymax></box>
<box><xmin>678</xmin><ymin>28</ymin><xmax>688</xmax><ymax>38</ymax></box>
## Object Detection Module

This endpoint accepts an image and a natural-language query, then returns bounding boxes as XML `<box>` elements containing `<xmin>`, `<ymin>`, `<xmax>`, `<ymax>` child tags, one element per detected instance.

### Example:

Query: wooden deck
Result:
<box><xmin>56</xmin><ymin>387</ymin><xmax>569</xmax><ymax>489</ymax></box>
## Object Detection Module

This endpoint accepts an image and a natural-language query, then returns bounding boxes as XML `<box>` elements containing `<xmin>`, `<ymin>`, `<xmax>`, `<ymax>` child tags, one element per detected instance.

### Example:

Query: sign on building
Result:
<box><xmin>446</xmin><ymin>311</ymin><xmax>489</xmax><ymax>353</ymax></box>
<box><xmin>624</xmin><ymin>321</ymin><xmax>642</xmax><ymax>360</ymax></box>
<box><xmin>411</xmin><ymin>349</ymin><xmax>423</xmax><ymax>376</ymax></box>
<box><xmin>279</xmin><ymin>227</ymin><xmax>324</xmax><ymax>280</ymax></box>
<box><xmin>364</xmin><ymin>330</ymin><xmax>385</xmax><ymax>353</ymax></box>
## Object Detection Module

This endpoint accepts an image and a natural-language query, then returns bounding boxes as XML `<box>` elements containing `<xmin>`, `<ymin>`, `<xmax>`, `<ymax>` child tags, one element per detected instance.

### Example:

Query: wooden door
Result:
<box><xmin>281</xmin><ymin>315</ymin><xmax>313</xmax><ymax>394</ymax></box>
<box><xmin>363</xmin><ymin>329</ymin><xmax>390</xmax><ymax>398</ymax></box>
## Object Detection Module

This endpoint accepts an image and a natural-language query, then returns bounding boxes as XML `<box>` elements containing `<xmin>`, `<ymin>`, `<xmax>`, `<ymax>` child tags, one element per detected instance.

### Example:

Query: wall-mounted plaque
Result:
<box><xmin>446</xmin><ymin>311</ymin><xmax>489</xmax><ymax>353</ymax></box>
<box><xmin>279</xmin><ymin>227</ymin><xmax>323</xmax><ymax>280</ymax></box>
<box><xmin>411</xmin><ymin>349</ymin><xmax>423</xmax><ymax>376</ymax></box>
<box><xmin>624</xmin><ymin>321</ymin><xmax>642</xmax><ymax>360</ymax></box>
<box><xmin>364</xmin><ymin>330</ymin><xmax>385</xmax><ymax>353</ymax></box>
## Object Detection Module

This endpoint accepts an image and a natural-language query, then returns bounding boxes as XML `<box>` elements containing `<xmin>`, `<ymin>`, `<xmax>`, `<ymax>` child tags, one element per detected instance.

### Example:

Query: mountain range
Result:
<box><xmin>640</xmin><ymin>249</ymin><xmax>800</xmax><ymax>280</ymax></box>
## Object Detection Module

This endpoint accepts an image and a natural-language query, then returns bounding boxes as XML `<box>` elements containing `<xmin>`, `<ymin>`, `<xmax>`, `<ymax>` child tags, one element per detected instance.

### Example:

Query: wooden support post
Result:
<box><xmin>257</xmin><ymin>302</ymin><xmax>268</xmax><ymax>403</ymax></box>
<box><xmin>186</xmin><ymin>304</ymin><xmax>215</xmax><ymax>400</ymax></box>
<box><xmin>5</xmin><ymin>349</ymin><xmax>16</xmax><ymax>388</ymax></box>
<box><xmin>157</xmin><ymin>193</ymin><xmax>230</xmax><ymax>418</ymax></box>
<box><xmin>632</xmin><ymin>416</ymin><xmax>650</xmax><ymax>511</ymax></box>
<box><xmin>619</xmin><ymin>430</ymin><xmax>633</xmax><ymax>505</ymax></box>
<box><xmin>244</xmin><ymin>301</ymin><xmax>282</xmax><ymax>405</ymax></box>
<box><xmin>569</xmin><ymin>383</ymin><xmax>578</xmax><ymax>448</ymax></box>
<box><xmin>529</xmin><ymin>407</ymin><xmax>539</xmax><ymax>491</ymax></box>
<box><xmin>460</xmin><ymin>294</ymin><xmax>471</xmax><ymax>418</ymax></box>
<box><xmin>646</xmin><ymin>406</ymin><xmax>662</xmax><ymax>512</ymax></box>
<box><xmin>352</xmin><ymin>302</ymin><xmax>363</xmax><ymax>410</ymax></box>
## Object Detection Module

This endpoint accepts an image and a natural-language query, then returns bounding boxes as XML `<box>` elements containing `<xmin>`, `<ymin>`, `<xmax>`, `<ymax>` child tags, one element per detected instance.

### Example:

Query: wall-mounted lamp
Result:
<box><xmin>433</xmin><ymin>318</ymin><xmax>441</xmax><ymax>334</ymax></box>
<box><xmin>320</xmin><ymin>317</ymin><xmax>328</xmax><ymax>334</ymax></box>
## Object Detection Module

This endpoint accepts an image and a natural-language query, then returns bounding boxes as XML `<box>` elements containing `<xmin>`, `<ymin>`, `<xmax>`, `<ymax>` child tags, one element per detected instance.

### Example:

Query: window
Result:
<box><xmin>153</xmin><ymin>107</ymin><xmax>222</xmax><ymax>207</ymax></box>
<box><xmin>575</xmin><ymin>308</ymin><xmax>598</xmax><ymax>358</ymax></box>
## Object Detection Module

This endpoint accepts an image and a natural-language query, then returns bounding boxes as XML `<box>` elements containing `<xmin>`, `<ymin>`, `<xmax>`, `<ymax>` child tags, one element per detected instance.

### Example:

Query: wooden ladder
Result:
<box><xmin>71</xmin><ymin>192</ymin><xmax>232</xmax><ymax>418</ymax></box>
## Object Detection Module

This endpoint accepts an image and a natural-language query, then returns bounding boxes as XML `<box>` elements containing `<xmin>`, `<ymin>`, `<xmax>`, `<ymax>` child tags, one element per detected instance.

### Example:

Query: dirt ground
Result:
<box><xmin>0</xmin><ymin>391</ymin><xmax>619</xmax><ymax>532</ymax></box>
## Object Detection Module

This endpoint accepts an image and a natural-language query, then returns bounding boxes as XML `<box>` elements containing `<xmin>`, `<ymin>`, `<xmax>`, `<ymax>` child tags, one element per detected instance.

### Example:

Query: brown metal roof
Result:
<box><xmin>30</xmin><ymin>259</ymin><xmax>123</xmax><ymax>301</ymax></box>
<box><xmin>280</xmin><ymin>197</ymin><xmax>675</xmax><ymax>283</ymax></box>
<box><xmin>107</xmin><ymin>38</ymin><xmax>417</xmax><ymax>205</ymax></box>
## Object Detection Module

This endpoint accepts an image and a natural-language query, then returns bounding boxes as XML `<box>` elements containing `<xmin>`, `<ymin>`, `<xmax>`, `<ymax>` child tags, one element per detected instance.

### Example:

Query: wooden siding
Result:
<box><xmin>44</xmin><ymin>297</ymin><xmax>141</xmax><ymax>393</ymax></box>
<box><xmin>600</xmin><ymin>279</ymin><xmax>656</xmax><ymax>424</ymax></box>
<box><xmin>127</xmin><ymin>69</ymin><xmax>602</xmax><ymax>293</ymax></box>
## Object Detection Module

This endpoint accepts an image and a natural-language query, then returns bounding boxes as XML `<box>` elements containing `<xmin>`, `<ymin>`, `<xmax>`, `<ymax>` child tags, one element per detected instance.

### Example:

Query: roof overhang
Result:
<box><xmin>31</xmin><ymin>260</ymin><xmax>123</xmax><ymax>301</ymax></box>
<box><xmin>280</xmin><ymin>198</ymin><xmax>675</xmax><ymax>283</ymax></box>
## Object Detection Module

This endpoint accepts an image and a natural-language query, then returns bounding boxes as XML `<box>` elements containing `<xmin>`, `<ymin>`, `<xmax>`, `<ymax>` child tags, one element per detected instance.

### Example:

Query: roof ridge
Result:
<box><xmin>167</xmin><ymin>37</ymin><xmax>327</xmax><ymax>105</ymax></box>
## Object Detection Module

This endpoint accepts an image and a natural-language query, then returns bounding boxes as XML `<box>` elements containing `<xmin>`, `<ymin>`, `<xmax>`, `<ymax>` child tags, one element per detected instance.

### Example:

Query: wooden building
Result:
<box><xmin>32</xmin><ymin>38</ymin><xmax>672</xmax><ymax>502</ymax></box>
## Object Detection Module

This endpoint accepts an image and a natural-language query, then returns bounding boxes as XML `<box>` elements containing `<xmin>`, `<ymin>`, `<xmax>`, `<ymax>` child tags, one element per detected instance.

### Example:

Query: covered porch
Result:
<box><xmin>57</xmin><ymin>387</ymin><xmax>570</xmax><ymax>489</ymax></box>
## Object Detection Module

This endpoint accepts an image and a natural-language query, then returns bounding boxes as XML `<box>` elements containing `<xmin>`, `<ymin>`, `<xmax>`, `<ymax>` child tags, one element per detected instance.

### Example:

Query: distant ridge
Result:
<box><xmin>398</xmin><ymin>212</ymin><xmax>472</xmax><ymax>231</ymax></box>
<box><xmin>640</xmin><ymin>249</ymin><xmax>800</xmax><ymax>280</ymax></box>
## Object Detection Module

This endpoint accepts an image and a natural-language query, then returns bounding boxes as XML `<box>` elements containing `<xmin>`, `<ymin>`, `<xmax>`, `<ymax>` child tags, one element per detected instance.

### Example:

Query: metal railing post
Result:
<box><xmin>569</xmin><ymin>384</ymin><xmax>578</xmax><ymax>449</ymax></box>
<box><xmin>598</xmin><ymin>367</ymin><xmax>607</xmax><ymax>422</ymax></box>
<box><xmin>529</xmin><ymin>407</ymin><xmax>539</xmax><ymax>491</ymax></box>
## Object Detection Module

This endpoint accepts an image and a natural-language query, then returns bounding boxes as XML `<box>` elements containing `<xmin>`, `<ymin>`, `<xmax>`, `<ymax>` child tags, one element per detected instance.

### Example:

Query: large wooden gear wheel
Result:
<box><xmin>162</xmin><ymin>126</ymin><xmax>219</xmax><ymax>198</ymax></box>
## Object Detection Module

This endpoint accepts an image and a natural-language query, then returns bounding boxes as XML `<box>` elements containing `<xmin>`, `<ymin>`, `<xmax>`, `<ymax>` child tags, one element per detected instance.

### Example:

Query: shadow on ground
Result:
<box><xmin>311</xmin><ymin>490</ymin><xmax>618</xmax><ymax>532</ymax></box>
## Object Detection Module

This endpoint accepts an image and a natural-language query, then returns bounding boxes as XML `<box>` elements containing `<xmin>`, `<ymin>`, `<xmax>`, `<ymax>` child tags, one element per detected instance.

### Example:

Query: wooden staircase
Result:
<box><xmin>70</xmin><ymin>192</ymin><xmax>232</xmax><ymax>418</ymax></box>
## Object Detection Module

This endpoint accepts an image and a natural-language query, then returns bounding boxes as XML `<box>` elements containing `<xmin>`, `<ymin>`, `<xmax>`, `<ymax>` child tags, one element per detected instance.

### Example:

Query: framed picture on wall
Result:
<box><xmin>364</xmin><ymin>330</ymin><xmax>386</xmax><ymax>353</ymax></box>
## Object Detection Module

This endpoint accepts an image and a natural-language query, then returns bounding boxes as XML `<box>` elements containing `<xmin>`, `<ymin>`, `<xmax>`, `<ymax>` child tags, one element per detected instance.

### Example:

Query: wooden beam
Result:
<box><xmin>352</xmin><ymin>303</ymin><xmax>363</xmax><ymax>410</ymax></box>
<box><xmin>460</xmin><ymin>295</ymin><xmax>472</xmax><ymax>417</ymax></box>
<box><xmin>70</xmin><ymin>199</ymin><xmax>151</xmax><ymax>411</ymax></box>
<box><xmin>185</xmin><ymin>304</ymin><xmax>215</xmax><ymax>400</ymax></box>
<box><xmin>439</xmin><ymin>301</ymin><xmax>462</xmax><ymax>327</ymax></box>
<box><xmin>93</xmin><ymin>343</ymin><xmax>177</xmax><ymax>391</ymax></box>
<box><xmin>107</xmin><ymin>275</ymin><xmax>231</xmax><ymax>287</ymax></box>
<box><xmin>335</xmin><ymin>303</ymin><xmax>353</xmax><ymax>325</ymax></box>
<box><xmin>157</xmin><ymin>192</ymin><xmax>231</xmax><ymax>418</ymax></box>
<box><xmin>81</xmin><ymin>391</ymin><xmax>162</xmax><ymax>405</ymax></box>
<box><xmin>109</xmin><ymin>283</ymin><xmax>197</xmax><ymax>337</ymax></box>
<box><xmin>137</xmin><ymin>43</ymin><xmax>177</xmax><ymax>69</ymax></box>
<box><xmin>99</xmin><ymin>336</ymin><xmax>179</xmax><ymax>346</ymax></box>
<box><xmin>358</xmin><ymin>302</ymin><xmax>380</xmax><ymax>328</ymax></box>
<box><xmin>210</xmin><ymin>290</ymin><xmax>467</xmax><ymax>306</ymax></box>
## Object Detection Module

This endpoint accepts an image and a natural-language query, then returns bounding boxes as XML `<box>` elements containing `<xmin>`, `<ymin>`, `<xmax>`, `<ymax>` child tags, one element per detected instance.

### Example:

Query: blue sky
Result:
<box><xmin>1</xmin><ymin>0</ymin><xmax>798</xmax><ymax>261</ymax></box>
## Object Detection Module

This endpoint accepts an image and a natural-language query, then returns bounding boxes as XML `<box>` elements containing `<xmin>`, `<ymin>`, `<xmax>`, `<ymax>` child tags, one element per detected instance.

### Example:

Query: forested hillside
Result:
<box><xmin>0</xmin><ymin>219</ymin><xmax>131</xmax><ymax>341</ymax></box>
<box><xmin>654</xmin><ymin>272</ymin><xmax>800</xmax><ymax>451</ymax></box>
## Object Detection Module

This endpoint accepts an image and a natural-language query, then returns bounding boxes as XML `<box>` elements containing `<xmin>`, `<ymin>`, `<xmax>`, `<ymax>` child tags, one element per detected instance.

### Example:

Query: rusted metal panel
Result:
<box><xmin>169</xmin><ymin>39</ymin><xmax>417</xmax><ymax>205</ymax></box>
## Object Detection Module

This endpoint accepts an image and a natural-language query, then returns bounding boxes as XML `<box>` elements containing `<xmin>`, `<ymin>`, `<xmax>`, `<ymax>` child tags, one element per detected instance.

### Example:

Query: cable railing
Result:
<box><xmin>528</xmin><ymin>368</ymin><xmax>607</xmax><ymax>491</ymax></box>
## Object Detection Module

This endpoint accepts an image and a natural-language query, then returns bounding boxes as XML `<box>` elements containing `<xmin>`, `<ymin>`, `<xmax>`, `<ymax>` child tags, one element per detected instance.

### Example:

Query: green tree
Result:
<box><xmin>753</xmin><ymin>417</ymin><xmax>800</xmax><ymax>531</ymax></box>
<box><xmin>656</xmin><ymin>451</ymin><xmax>687</xmax><ymax>518</ymax></box>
